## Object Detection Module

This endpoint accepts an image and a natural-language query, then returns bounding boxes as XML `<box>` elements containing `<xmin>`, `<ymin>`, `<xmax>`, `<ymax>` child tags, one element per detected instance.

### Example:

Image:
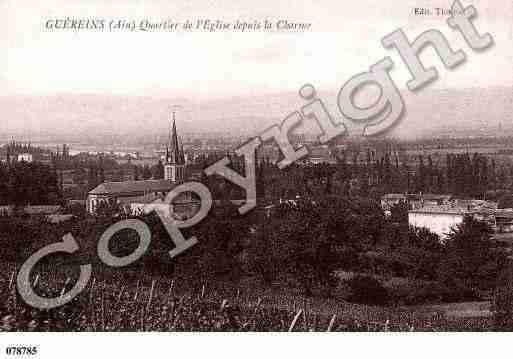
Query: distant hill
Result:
<box><xmin>0</xmin><ymin>86</ymin><xmax>511</xmax><ymax>143</ymax></box>
<box><xmin>394</xmin><ymin>86</ymin><xmax>513</xmax><ymax>139</ymax></box>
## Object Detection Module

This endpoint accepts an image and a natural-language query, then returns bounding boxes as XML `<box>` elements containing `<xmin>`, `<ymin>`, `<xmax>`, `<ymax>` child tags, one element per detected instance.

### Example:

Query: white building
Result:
<box><xmin>408</xmin><ymin>206</ymin><xmax>466</xmax><ymax>240</ymax></box>
<box><xmin>408</xmin><ymin>203</ymin><xmax>496</xmax><ymax>240</ymax></box>
<box><xmin>17</xmin><ymin>153</ymin><xmax>33</xmax><ymax>162</ymax></box>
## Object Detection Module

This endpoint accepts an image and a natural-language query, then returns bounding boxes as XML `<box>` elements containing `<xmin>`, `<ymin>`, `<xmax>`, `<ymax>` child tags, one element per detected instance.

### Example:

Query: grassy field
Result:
<box><xmin>0</xmin><ymin>263</ymin><xmax>495</xmax><ymax>332</ymax></box>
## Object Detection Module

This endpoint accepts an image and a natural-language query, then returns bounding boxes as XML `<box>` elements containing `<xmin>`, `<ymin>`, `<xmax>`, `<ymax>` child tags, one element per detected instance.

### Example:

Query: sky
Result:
<box><xmin>0</xmin><ymin>0</ymin><xmax>512</xmax><ymax>139</ymax></box>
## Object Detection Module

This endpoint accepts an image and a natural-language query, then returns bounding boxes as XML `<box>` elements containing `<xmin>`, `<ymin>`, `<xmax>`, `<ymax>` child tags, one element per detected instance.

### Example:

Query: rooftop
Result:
<box><xmin>422</xmin><ymin>194</ymin><xmax>452</xmax><ymax>200</ymax></box>
<box><xmin>382</xmin><ymin>193</ymin><xmax>407</xmax><ymax>199</ymax></box>
<box><xmin>495</xmin><ymin>209</ymin><xmax>513</xmax><ymax>219</ymax></box>
<box><xmin>381</xmin><ymin>193</ymin><xmax>452</xmax><ymax>200</ymax></box>
<box><xmin>24</xmin><ymin>205</ymin><xmax>62</xmax><ymax>215</ymax></box>
<box><xmin>409</xmin><ymin>204</ymin><xmax>496</xmax><ymax>216</ymax></box>
<box><xmin>409</xmin><ymin>205</ymin><xmax>469</xmax><ymax>215</ymax></box>
<box><xmin>89</xmin><ymin>179</ymin><xmax>179</xmax><ymax>196</ymax></box>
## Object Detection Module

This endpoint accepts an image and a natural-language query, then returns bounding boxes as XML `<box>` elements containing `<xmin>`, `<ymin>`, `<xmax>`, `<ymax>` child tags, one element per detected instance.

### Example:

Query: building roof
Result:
<box><xmin>89</xmin><ymin>179</ymin><xmax>179</xmax><ymax>196</ymax></box>
<box><xmin>495</xmin><ymin>209</ymin><xmax>513</xmax><ymax>219</ymax></box>
<box><xmin>421</xmin><ymin>194</ymin><xmax>452</xmax><ymax>201</ymax></box>
<box><xmin>47</xmin><ymin>214</ymin><xmax>75</xmax><ymax>224</ymax></box>
<box><xmin>409</xmin><ymin>205</ymin><xmax>469</xmax><ymax>215</ymax></box>
<box><xmin>24</xmin><ymin>205</ymin><xmax>62</xmax><ymax>215</ymax></box>
<box><xmin>409</xmin><ymin>204</ymin><xmax>496</xmax><ymax>216</ymax></box>
<box><xmin>382</xmin><ymin>193</ymin><xmax>452</xmax><ymax>201</ymax></box>
<box><xmin>382</xmin><ymin>193</ymin><xmax>406</xmax><ymax>200</ymax></box>
<box><xmin>454</xmin><ymin>199</ymin><xmax>498</xmax><ymax>210</ymax></box>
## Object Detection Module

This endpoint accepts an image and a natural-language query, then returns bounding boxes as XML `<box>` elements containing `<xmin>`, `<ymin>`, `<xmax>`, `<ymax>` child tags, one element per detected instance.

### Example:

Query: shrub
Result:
<box><xmin>344</xmin><ymin>275</ymin><xmax>389</xmax><ymax>305</ymax></box>
<box><xmin>491</xmin><ymin>267</ymin><xmax>513</xmax><ymax>330</ymax></box>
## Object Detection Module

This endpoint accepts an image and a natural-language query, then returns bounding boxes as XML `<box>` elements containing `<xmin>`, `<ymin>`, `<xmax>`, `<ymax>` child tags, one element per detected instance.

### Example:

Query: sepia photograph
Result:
<box><xmin>1</xmin><ymin>0</ymin><xmax>513</xmax><ymax>357</ymax></box>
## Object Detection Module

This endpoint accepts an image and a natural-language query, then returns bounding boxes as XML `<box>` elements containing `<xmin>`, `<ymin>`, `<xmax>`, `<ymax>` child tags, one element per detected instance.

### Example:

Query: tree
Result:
<box><xmin>416</xmin><ymin>155</ymin><xmax>425</xmax><ymax>193</ymax></box>
<box><xmin>0</xmin><ymin>163</ymin><xmax>9</xmax><ymax>205</ymax></box>
<box><xmin>142</xmin><ymin>165</ymin><xmax>152</xmax><ymax>180</ymax></box>
<box><xmin>2</xmin><ymin>162</ymin><xmax>62</xmax><ymax>206</ymax></box>
<box><xmin>152</xmin><ymin>160</ymin><xmax>165</xmax><ymax>179</ymax></box>
<box><xmin>87</xmin><ymin>163</ymin><xmax>99</xmax><ymax>191</ymax></box>
<box><xmin>438</xmin><ymin>216</ymin><xmax>506</xmax><ymax>293</ymax></box>
<box><xmin>389</xmin><ymin>200</ymin><xmax>409</xmax><ymax>224</ymax></box>
<box><xmin>98</xmin><ymin>155</ymin><xmax>106</xmax><ymax>183</ymax></box>
<box><xmin>498</xmin><ymin>194</ymin><xmax>513</xmax><ymax>209</ymax></box>
<box><xmin>345</xmin><ymin>275</ymin><xmax>389</xmax><ymax>305</ymax></box>
<box><xmin>492</xmin><ymin>266</ymin><xmax>513</xmax><ymax>330</ymax></box>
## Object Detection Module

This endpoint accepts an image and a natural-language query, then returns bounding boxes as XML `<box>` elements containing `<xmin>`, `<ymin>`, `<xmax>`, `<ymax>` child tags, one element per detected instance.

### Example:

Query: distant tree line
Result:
<box><xmin>132</xmin><ymin>161</ymin><xmax>165</xmax><ymax>181</ymax></box>
<box><xmin>256</xmin><ymin>151</ymin><xmax>513</xmax><ymax>203</ymax></box>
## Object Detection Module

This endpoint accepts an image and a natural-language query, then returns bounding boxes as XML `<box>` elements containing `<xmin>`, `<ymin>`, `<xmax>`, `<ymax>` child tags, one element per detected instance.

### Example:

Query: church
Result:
<box><xmin>87</xmin><ymin>116</ymin><xmax>198</xmax><ymax>217</ymax></box>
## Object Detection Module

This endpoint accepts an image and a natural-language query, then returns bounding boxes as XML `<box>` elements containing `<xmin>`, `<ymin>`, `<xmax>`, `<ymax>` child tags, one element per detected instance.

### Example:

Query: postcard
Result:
<box><xmin>1</xmin><ymin>0</ymin><xmax>512</xmax><ymax>357</ymax></box>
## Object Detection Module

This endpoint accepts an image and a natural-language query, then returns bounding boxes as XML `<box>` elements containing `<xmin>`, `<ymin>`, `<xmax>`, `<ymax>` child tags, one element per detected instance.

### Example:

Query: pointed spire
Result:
<box><xmin>171</xmin><ymin>113</ymin><xmax>175</xmax><ymax>152</ymax></box>
<box><xmin>167</xmin><ymin>111</ymin><xmax>183</xmax><ymax>165</ymax></box>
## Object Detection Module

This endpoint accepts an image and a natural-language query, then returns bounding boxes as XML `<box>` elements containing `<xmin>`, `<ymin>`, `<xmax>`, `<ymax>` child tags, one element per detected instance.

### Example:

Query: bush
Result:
<box><xmin>404</xmin><ymin>282</ymin><xmax>477</xmax><ymax>305</ymax></box>
<box><xmin>344</xmin><ymin>275</ymin><xmax>389</xmax><ymax>305</ymax></box>
<box><xmin>491</xmin><ymin>267</ymin><xmax>513</xmax><ymax>330</ymax></box>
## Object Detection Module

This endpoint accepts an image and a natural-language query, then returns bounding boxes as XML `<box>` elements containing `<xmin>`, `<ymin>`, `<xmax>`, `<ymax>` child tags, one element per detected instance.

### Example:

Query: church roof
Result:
<box><xmin>89</xmin><ymin>179</ymin><xmax>178</xmax><ymax>196</ymax></box>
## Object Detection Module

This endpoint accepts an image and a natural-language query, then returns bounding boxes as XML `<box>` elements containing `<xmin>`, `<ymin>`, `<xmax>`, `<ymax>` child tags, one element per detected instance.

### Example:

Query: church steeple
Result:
<box><xmin>164</xmin><ymin>111</ymin><xmax>186</xmax><ymax>183</ymax></box>
<box><xmin>165</xmin><ymin>112</ymin><xmax>185</xmax><ymax>166</ymax></box>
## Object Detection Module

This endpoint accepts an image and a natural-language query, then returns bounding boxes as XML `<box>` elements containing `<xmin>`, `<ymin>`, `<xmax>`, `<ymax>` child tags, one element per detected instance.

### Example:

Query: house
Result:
<box><xmin>381</xmin><ymin>193</ymin><xmax>452</xmax><ymax>215</ymax></box>
<box><xmin>0</xmin><ymin>205</ymin><xmax>14</xmax><ymax>216</ymax></box>
<box><xmin>0</xmin><ymin>205</ymin><xmax>62</xmax><ymax>217</ymax></box>
<box><xmin>17</xmin><ymin>153</ymin><xmax>34</xmax><ymax>163</ymax></box>
<box><xmin>301</xmin><ymin>146</ymin><xmax>337</xmax><ymax>165</ymax></box>
<box><xmin>47</xmin><ymin>214</ymin><xmax>75</xmax><ymax>224</ymax></box>
<box><xmin>88</xmin><ymin>179</ymin><xmax>178</xmax><ymax>212</ymax></box>
<box><xmin>128</xmin><ymin>190</ymin><xmax>200</xmax><ymax>220</ymax></box>
<box><xmin>416</xmin><ymin>194</ymin><xmax>452</xmax><ymax>208</ymax></box>
<box><xmin>495</xmin><ymin>209</ymin><xmax>513</xmax><ymax>233</ymax></box>
<box><xmin>380</xmin><ymin>193</ymin><xmax>408</xmax><ymax>214</ymax></box>
<box><xmin>23</xmin><ymin>205</ymin><xmax>62</xmax><ymax>216</ymax></box>
<box><xmin>453</xmin><ymin>199</ymin><xmax>498</xmax><ymax>211</ymax></box>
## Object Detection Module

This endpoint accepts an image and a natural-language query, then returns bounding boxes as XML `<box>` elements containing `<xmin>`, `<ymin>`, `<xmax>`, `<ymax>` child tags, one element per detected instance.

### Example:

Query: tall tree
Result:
<box><xmin>152</xmin><ymin>160</ymin><xmax>165</xmax><ymax>179</ymax></box>
<box><xmin>439</xmin><ymin>216</ymin><xmax>506</xmax><ymax>292</ymax></box>
<box><xmin>142</xmin><ymin>165</ymin><xmax>152</xmax><ymax>180</ymax></box>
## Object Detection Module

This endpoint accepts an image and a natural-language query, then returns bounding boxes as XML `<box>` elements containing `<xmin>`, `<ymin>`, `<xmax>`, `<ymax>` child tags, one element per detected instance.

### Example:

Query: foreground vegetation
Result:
<box><xmin>0</xmin><ymin>263</ymin><xmax>495</xmax><ymax>332</ymax></box>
